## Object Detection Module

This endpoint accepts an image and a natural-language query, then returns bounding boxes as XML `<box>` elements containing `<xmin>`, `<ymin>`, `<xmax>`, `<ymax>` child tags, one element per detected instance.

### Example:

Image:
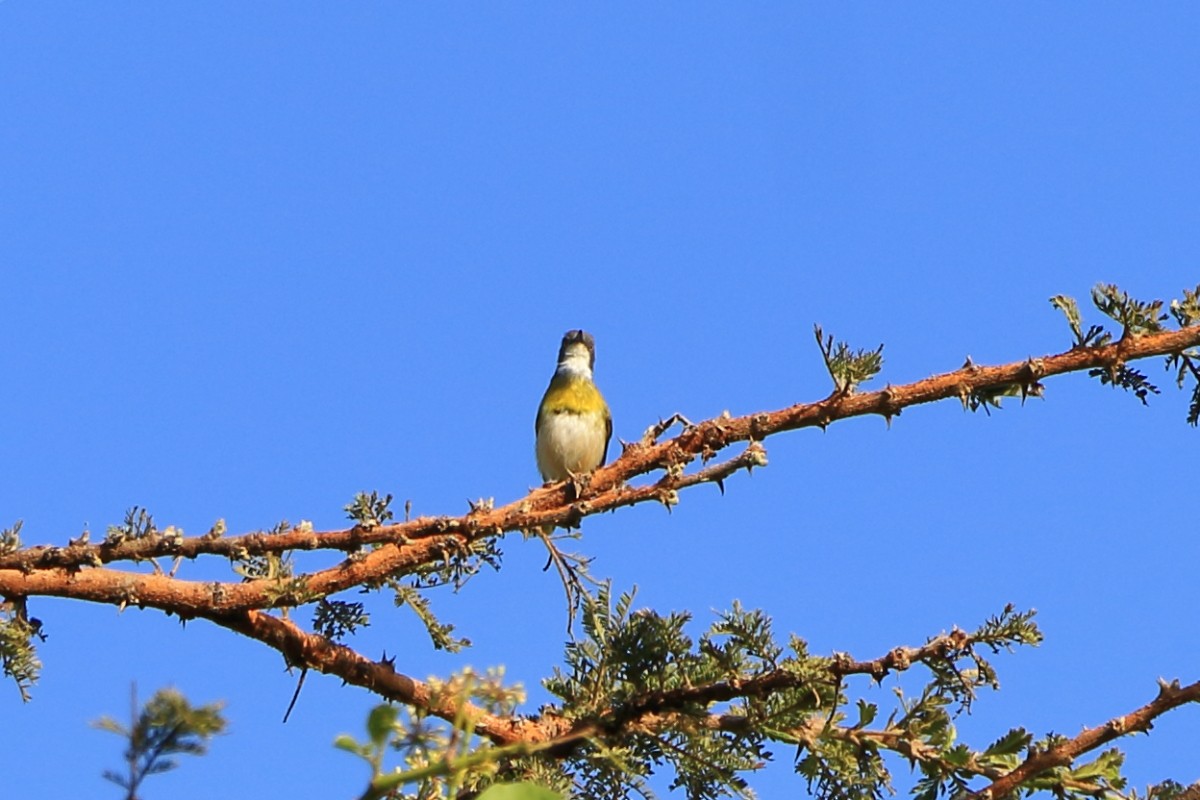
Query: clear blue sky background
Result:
<box><xmin>2</xmin><ymin>4</ymin><xmax>1197</xmax><ymax>798</ymax></box>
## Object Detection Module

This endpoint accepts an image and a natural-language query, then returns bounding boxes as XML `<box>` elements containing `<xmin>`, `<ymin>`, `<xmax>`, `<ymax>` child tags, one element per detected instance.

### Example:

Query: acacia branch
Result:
<box><xmin>607</xmin><ymin>628</ymin><xmax>977</xmax><ymax>729</ymax></box>
<box><xmin>0</xmin><ymin>324</ymin><xmax>1197</xmax><ymax>773</ymax></box>
<box><xmin>199</xmin><ymin>608</ymin><xmax>539</xmax><ymax>747</ymax></box>
<box><xmin>971</xmin><ymin>679</ymin><xmax>1200</xmax><ymax>799</ymax></box>
<box><xmin>180</xmin><ymin>609</ymin><xmax>1200</xmax><ymax>795</ymax></box>
<box><xmin>524</xmin><ymin>627</ymin><xmax>995</xmax><ymax>749</ymax></box>
<box><xmin>187</xmin><ymin>615</ymin><xmax>996</xmax><ymax>752</ymax></box>
<box><xmin>2</xmin><ymin>326</ymin><xmax>1197</xmax><ymax>615</ymax></box>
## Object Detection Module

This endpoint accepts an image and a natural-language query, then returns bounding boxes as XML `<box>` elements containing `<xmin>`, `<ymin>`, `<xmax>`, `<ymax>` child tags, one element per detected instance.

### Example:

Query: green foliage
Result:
<box><xmin>229</xmin><ymin>521</ymin><xmax>319</xmax><ymax>607</ymax></box>
<box><xmin>994</xmin><ymin>737</ymin><xmax>1130</xmax><ymax>799</ymax></box>
<box><xmin>20</xmin><ymin>284</ymin><xmax>1200</xmax><ymax>798</ymax></box>
<box><xmin>1091</xmin><ymin>283</ymin><xmax>1167</xmax><ymax>336</ymax></box>
<box><xmin>911</xmin><ymin>726</ymin><xmax>1031</xmax><ymax>799</ymax></box>
<box><xmin>961</xmin><ymin>382</ymin><xmax>1027</xmax><ymax>415</ymax></box>
<box><xmin>93</xmin><ymin>686</ymin><xmax>226</xmax><ymax>800</ymax></box>
<box><xmin>815</xmin><ymin>325</ymin><xmax>884</xmax><ymax>395</ymax></box>
<box><xmin>408</xmin><ymin>535</ymin><xmax>503</xmax><ymax>593</ymax></box>
<box><xmin>362</xmin><ymin>533</ymin><xmax>503</xmax><ymax>653</ymax></box>
<box><xmin>923</xmin><ymin>606</ymin><xmax>1041</xmax><ymax>712</ymax></box>
<box><xmin>337</xmin><ymin>669</ymin><xmax>529</xmax><ymax>800</ymax></box>
<box><xmin>1081</xmin><ymin>287</ymin><xmax>1165</xmax><ymax>402</ymax></box>
<box><xmin>537</xmin><ymin>592</ymin><xmax>1051</xmax><ymax>800</ymax></box>
<box><xmin>1050</xmin><ymin>294</ymin><xmax>1111</xmax><ymax>348</ymax></box>
<box><xmin>0</xmin><ymin>519</ymin><xmax>22</xmax><ymax>555</ymax></box>
<box><xmin>104</xmin><ymin>506</ymin><xmax>157</xmax><ymax>545</ymax></box>
<box><xmin>976</xmin><ymin>603</ymin><xmax>1044</xmax><ymax>649</ymax></box>
<box><xmin>548</xmin><ymin>586</ymin><xmax>690</xmax><ymax>713</ymax></box>
<box><xmin>232</xmin><ymin>549</ymin><xmax>293</xmax><ymax>582</ymax></box>
<box><xmin>346</xmin><ymin>491</ymin><xmax>395</xmax><ymax>528</ymax></box>
<box><xmin>376</xmin><ymin>533</ymin><xmax>502</xmax><ymax>651</ymax></box>
<box><xmin>1089</xmin><ymin>363</ymin><xmax>1161</xmax><ymax>405</ymax></box>
<box><xmin>392</xmin><ymin>584</ymin><xmax>470</xmax><ymax>652</ymax></box>
<box><xmin>1066</xmin><ymin>747</ymin><xmax>1126</xmax><ymax>793</ymax></box>
<box><xmin>1051</xmin><ymin>284</ymin><xmax>1200</xmax><ymax>420</ymax></box>
<box><xmin>1172</xmin><ymin>369</ymin><xmax>1200</xmax><ymax>425</ymax></box>
<box><xmin>1164</xmin><ymin>317</ymin><xmax>1200</xmax><ymax>425</ymax></box>
<box><xmin>367</xmin><ymin>702</ymin><xmax>399</xmax><ymax>745</ymax></box>
<box><xmin>798</xmin><ymin>730</ymin><xmax>891</xmax><ymax>800</ymax></box>
<box><xmin>1053</xmin><ymin>283</ymin><xmax>1172</xmax><ymax>344</ymax></box>
<box><xmin>0</xmin><ymin>598</ymin><xmax>43</xmax><ymax>702</ymax></box>
<box><xmin>1168</xmin><ymin>284</ymin><xmax>1200</xmax><ymax>328</ymax></box>
<box><xmin>313</xmin><ymin>599</ymin><xmax>370</xmax><ymax>642</ymax></box>
<box><xmin>544</xmin><ymin>588</ymin><xmax>816</xmax><ymax>797</ymax></box>
<box><xmin>476</xmin><ymin>783</ymin><xmax>564</xmax><ymax>800</ymax></box>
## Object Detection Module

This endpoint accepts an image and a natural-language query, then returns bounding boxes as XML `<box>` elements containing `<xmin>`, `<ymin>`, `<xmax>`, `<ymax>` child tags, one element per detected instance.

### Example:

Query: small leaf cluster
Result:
<box><xmin>93</xmin><ymin>686</ymin><xmax>226</xmax><ymax>798</ymax></box>
<box><xmin>1052</xmin><ymin>283</ymin><xmax>1200</xmax><ymax>421</ymax></box>
<box><xmin>1052</xmin><ymin>283</ymin><xmax>1175</xmax><ymax>345</ymax></box>
<box><xmin>408</xmin><ymin>535</ymin><xmax>503</xmax><ymax>593</ymax></box>
<box><xmin>815</xmin><ymin>325</ymin><xmax>884</xmax><ymax>395</ymax></box>
<box><xmin>104</xmin><ymin>506</ymin><xmax>157</xmax><ymax>546</ymax></box>
<box><xmin>1169</xmin><ymin>285</ymin><xmax>1200</xmax><ymax>328</ymax></box>
<box><xmin>1005</xmin><ymin>737</ymin><xmax>1129</xmax><ymax>799</ymax></box>
<box><xmin>391</xmin><ymin>583</ymin><xmax>470</xmax><ymax>652</ymax></box>
<box><xmin>1091</xmin><ymin>283</ymin><xmax>1167</xmax><ymax>336</ymax></box>
<box><xmin>912</xmin><ymin>725</ymin><xmax>1030</xmax><ymax>799</ymax></box>
<box><xmin>230</xmin><ymin>520</ymin><xmax>319</xmax><ymax>606</ymax></box>
<box><xmin>926</xmin><ymin>605</ymin><xmax>1043</xmax><ymax>711</ymax></box>
<box><xmin>800</xmin><ymin>682</ymin><xmax>959</xmax><ymax>799</ymax></box>
<box><xmin>346</xmin><ymin>491</ymin><xmax>395</xmax><ymax>528</ymax></box>
<box><xmin>1050</xmin><ymin>294</ymin><xmax>1111</xmax><ymax>348</ymax></box>
<box><xmin>336</xmin><ymin>668</ymin><xmax>528</xmax><ymax>800</ymax></box>
<box><xmin>961</xmin><ymin>382</ymin><xmax>1026</xmax><ymax>415</ymax></box>
<box><xmin>312</xmin><ymin>599</ymin><xmax>370</xmax><ymax>643</ymax></box>
<box><xmin>379</xmin><ymin>534</ymin><xmax>501</xmax><ymax>652</ymax></box>
<box><xmin>232</xmin><ymin>549</ymin><xmax>294</xmax><ymax>582</ymax></box>
<box><xmin>1089</xmin><ymin>363</ymin><xmax>1161</xmax><ymax>405</ymax></box>
<box><xmin>0</xmin><ymin>520</ymin><xmax>22</xmax><ymax>556</ymax></box>
<box><xmin>1163</xmin><ymin>287</ymin><xmax>1200</xmax><ymax>424</ymax></box>
<box><xmin>0</xmin><ymin>598</ymin><xmax>43</xmax><ymax>702</ymax></box>
<box><xmin>1175</xmin><ymin>358</ymin><xmax>1200</xmax><ymax>426</ymax></box>
<box><xmin>548</xmin><ymin>586</ymin><xmax>715</xmax><ymax>715</ymax></box>
<box><xmin>959</xmin><ymin>357</ymin><xmax>1047</xmax><ymax>416</ymax></box>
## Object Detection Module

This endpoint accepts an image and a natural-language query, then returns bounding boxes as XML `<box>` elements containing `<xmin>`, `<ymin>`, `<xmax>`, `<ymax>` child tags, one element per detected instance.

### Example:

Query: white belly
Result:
<box><xmin>536</xmin><ymin>411</ymin><xmax>607</xmax><ymax>481</ymax></box>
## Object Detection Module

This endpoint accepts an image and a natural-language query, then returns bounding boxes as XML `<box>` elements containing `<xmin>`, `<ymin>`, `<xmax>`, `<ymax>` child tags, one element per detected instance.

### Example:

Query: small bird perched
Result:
<box><xmin>535</xmin><ymin>330</ymin><xmax>612</xmax><ymax>484</ymax></box>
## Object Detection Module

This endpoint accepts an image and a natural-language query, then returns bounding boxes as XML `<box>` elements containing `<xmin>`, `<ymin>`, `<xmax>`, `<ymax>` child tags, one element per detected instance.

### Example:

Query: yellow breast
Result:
<box><xmin>536</xmin><ymin>376</ymin><xmax>611</xmax><ymax>482</ymax></box>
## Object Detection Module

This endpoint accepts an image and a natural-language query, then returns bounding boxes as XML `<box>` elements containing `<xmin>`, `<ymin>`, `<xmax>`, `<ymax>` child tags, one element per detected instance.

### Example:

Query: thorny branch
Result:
<box><xmin>204</xmin><ymin>608</ymin><xmax>540</xmax><ymax>747</ymax></box>
<box><xmin>2</xmin><ymin>325</ymin><xmax>1197</xmax><ymax>607</ymax></box>
<box><xmin>970</xmin><ymin>679</ymin><xmax>1200</xmax><ymax>800</ymax></box>
<box><xmin>579</xmin><ymin>628</ymin><xmax>980</xmax><ymax>737</ymax></box>
<box><xmin>1</xmin><ymin>320</ymin><xmax>1198</xmax><ymax>792</ymax></box>
<box><xmin>199</xmin><ymin>611</ymin><xmax>979</xmax><ymax>749</ymax></box>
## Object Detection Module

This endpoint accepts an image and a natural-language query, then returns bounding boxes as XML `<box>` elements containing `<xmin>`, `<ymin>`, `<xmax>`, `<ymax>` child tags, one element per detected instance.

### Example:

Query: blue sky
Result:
<box><xmin>2</xmin><ymin>4</ymin><xmax>1198</xmax><ymax>797</ymax></box>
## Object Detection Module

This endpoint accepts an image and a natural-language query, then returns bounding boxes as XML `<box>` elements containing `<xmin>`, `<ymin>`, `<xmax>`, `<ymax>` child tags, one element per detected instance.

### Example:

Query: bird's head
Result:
<box><xmin>556</xmin><ymin>329</ymin><xmax>596</xmax><ymax>378</ymax></box>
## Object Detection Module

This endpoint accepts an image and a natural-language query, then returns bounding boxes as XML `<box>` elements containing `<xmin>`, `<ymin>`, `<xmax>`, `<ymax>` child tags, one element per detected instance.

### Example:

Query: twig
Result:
<box><xmin>970</xmin><ymin>678</ymin><xmax>1200</xmax><ymax>799</ymax></box>
<box><xmin>3</xmin><ymin>325</ymin><xmax>1196</xmax><ymax>579</ymax></box>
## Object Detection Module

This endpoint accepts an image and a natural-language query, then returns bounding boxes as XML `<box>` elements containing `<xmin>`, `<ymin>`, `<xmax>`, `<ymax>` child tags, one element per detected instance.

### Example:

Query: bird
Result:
<box><xmin>535</xmin><ymin>330</ymin><xmax>612</xmax><ymax>486</ymax></box>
